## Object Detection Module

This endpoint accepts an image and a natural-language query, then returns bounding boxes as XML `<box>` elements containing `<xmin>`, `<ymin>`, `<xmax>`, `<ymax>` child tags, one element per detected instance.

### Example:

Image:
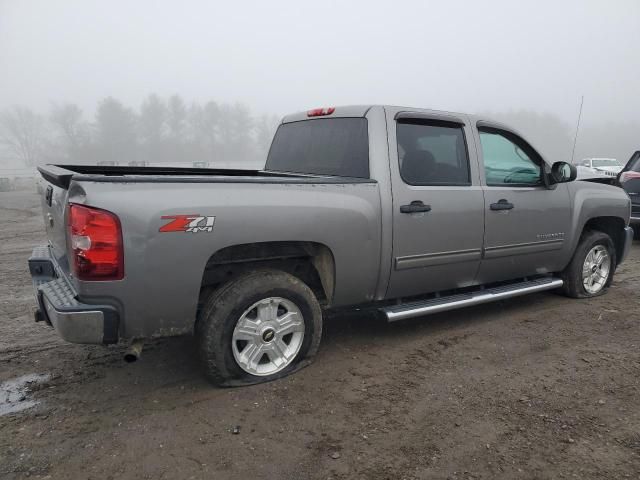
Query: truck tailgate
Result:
<box><xmin>38</xmin><ymin>176</ymin><xmax>70</xmax><ymax>269</ymax></box>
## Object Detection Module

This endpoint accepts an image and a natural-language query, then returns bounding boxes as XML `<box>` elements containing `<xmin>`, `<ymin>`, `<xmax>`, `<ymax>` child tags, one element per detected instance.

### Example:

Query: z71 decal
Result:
<box><xmin>159</xmin><ymin>215</ymin><xmax>216</xmax><ymax>233</ymax></box>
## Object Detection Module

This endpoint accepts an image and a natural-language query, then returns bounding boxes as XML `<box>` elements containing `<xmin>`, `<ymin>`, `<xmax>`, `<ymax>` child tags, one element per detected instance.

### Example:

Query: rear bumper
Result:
<box><xmin>619</xmin><ymin>227</ymin><xmax>634</xmax><ymax>265</ymax></box>
<box><xmin>28</xmin><ymin>245</ymin><xmax>119</xmax><ymax>344</ymax></box>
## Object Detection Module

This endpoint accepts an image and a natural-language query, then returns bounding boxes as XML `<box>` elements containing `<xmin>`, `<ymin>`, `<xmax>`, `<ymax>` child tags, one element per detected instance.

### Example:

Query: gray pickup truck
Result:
<box><xmin>30</xmin><ymin>105</ymin><xmax>634</xmax><ymax>386</ymax></box>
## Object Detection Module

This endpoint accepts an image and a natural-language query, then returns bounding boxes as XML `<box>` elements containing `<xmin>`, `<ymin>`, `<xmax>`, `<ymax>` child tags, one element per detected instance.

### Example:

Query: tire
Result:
<box><xmin>560</xmin><ymin>230</ymin><xmax>616</xmax><ymax>298</ymax></box>
<box><xmin>196</xmin><ymin>270</ymin><xmax>323</xmax><ymax>386</ymax></box>
<box><xmin>633</xmin><ymin>226</ymin><xmax>640</xmax><ymax>240</ymax></box>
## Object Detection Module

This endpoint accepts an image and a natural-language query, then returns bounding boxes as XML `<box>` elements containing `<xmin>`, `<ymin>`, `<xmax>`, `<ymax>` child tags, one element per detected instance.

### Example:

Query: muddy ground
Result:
<box><xmin>0</xmin><ymin>189</ymin><xmax>639</xmax><ymax>480</ymax></box>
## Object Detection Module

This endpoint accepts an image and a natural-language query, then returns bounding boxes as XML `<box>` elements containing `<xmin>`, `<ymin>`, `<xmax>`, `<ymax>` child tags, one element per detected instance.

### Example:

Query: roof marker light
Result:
<box><xmin>307</xmin><ymin>107</ymin><xmax>335</xmax><ymax>117</ymax></box>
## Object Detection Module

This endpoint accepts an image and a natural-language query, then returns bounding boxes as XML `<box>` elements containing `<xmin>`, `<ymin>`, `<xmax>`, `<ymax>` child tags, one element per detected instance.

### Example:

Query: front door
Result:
<box><xmin>475</xmin><ymin>126</ymin><xmax>571</xmax><ymax>284</ymax></box>
<box><xmin>386</xmin><ymin>111</ymin><xmax>485</xmax><ymax>299</ymax></box>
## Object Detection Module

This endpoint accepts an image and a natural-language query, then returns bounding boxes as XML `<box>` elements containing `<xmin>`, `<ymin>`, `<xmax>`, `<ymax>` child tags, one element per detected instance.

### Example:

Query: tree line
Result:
<box><xmin>0</xmin><ymin>95</ymin><xmax>280</xmax><ymax>168</ymax></box>
<box><xmin>1</xmin><ymin>100</ymin><xmax>637</xmax><ymax>169</ymax></box>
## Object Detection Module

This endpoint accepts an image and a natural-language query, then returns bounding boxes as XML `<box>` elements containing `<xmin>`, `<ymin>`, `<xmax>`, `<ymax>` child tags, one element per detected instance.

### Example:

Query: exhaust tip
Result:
<box><xmin>124</xmin><ymin>339</ymin><xmax>144</xmax><ymax>363</ymax></box>
<box><xmin>123</xmin><ymin>352</ymin><xmax>138</xmax><ymax>363</ymax></box>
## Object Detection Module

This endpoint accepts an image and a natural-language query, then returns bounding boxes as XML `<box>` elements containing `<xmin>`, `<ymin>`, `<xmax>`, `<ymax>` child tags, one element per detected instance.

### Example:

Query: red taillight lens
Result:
<box><xmin>307</xmin><ymin>107</ymin><xmax>335</xmax><ymax>117</ymax></box>
<box><xmin>620</xmin><ymin>171</ymin><xmax>640</xmax><ymax>183</ymax></box>
<box><xmin>68</xmin><ymin>204</ymin><xmax>124</xmax><ymax>281</ymax></box>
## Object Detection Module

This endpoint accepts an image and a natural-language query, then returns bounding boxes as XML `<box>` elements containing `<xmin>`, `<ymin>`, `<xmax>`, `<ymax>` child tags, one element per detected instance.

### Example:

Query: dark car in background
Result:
<box><xmin>619</xmin><ymin>151</ymin><xmax>640</xmax><ymax>238</ymax></box>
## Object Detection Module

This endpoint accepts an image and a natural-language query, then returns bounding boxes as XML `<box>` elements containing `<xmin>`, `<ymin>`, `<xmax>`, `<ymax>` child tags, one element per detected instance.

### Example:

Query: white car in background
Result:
<box><xmin>576</xmin><ymin>158</ymin><xmax>623</xmax><ymax>179</ymax></box>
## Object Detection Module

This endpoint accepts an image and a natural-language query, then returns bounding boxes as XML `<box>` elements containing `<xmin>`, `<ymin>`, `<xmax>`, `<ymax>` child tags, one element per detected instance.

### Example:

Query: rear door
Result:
<box><xmin>474</xmin><ymin>125</ymin><xmax>571</xmax><ymax>283</ymax></box>
<box><xmin>386</xmin><ymin>109</ymin><xmax>485</xmax><ymax>299</ymax></box>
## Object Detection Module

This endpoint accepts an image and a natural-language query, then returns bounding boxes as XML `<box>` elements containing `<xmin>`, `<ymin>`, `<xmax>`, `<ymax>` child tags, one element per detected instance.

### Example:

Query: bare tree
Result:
<box><xmin>255</xmin><ymin>114</ymin><xmax>280</xmax><ymax>159</ymax></box>
<box><xmin>0</xmin><ymin>96</ymin><xmax>278</xmax><ymax>167</ymax></box>
<box><xmin>188</xmin><ymin>100</ymin><xmax>221</xmax><ymax>162</ymax></box>
<box><xmin>167</xmin><ymin>95</ymin><xmax>187</xmax><ymax>139</ymax></box>
<box><xmin>95</xmin><ymin>97</ymin><xmax>137</xmax><ymax>164</ymax></box>
<box><xmin>50</xmin><ymin>103</ymin><xmax>89</xmax><ymax>162</ymax></box>
<box><xmin>217</xmin><ymin>102</ymin><xmax>253</xmax><ymax>162</ymax></box>
<box><xmin>229</xmin><ymin>102</ymin><xmax>253</xmax><ymax>161</ymax></box>
<box><xmin>138</xmin><ymin>94</ymin><xmax>167</xmax><ymax>163</ymax></box>
<box><xmin>0</xmin><ymin>106</ymin><xmax>46</xmax><ymax>166</ymax></box>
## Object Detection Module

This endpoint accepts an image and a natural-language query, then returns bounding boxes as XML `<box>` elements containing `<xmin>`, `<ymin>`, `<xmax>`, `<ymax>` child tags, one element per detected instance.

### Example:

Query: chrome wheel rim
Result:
<box><xmin>582</xmin><ymin>245</ymin><xmax>611</xmax><ymax>294</ymax></box>
<box><xmin>232</xmin><ymin>297</ymin><xmax>305</xmax><ymax>376</ymax></box>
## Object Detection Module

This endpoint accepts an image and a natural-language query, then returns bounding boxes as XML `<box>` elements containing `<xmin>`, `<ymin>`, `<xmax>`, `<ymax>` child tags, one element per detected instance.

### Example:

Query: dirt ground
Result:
<box><xmin>1</xmin><ymin>189</ymin><xmax>639</xmax><ymax>480</ymax></box>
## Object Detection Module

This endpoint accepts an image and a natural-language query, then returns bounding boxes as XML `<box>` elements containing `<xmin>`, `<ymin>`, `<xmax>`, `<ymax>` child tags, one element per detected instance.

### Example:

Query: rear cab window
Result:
<box><xmin>265</xmin><ymin>118</ymin><xmax>369</xmax><ymax>178</ymax></box>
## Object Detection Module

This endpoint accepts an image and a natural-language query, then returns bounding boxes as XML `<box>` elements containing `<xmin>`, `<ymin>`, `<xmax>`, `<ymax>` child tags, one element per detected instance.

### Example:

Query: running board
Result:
<box><xmin>382</xmin><ymin>277</ymin><xmax>564</xmax><ymax>322</ymax></box>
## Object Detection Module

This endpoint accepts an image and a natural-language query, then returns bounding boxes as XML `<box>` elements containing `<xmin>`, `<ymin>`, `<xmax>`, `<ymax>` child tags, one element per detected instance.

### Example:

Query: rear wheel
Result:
<box><xmin>197</xmin><ymin>270</ymin><xmax>323</xmax><ymax>386</ymax></box>
<box><xmin>560</xmin><ymin>230</ymin><xmax>616</xmax><ymax>298</ymax></box>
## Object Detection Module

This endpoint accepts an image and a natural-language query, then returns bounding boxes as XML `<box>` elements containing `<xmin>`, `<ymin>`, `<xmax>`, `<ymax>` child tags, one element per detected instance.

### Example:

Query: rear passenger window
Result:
<box><xmin>396</xmin><ymin>120</ymin><xmax>471</xmax><ymax>185</ymax></box>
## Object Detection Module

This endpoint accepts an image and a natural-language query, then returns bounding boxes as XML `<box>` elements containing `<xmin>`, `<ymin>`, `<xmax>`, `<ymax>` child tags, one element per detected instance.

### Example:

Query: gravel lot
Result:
<box><xmin>1</xmin><ymin>189</ymin><xmax>639</xmax><ymax>479</ymax></box>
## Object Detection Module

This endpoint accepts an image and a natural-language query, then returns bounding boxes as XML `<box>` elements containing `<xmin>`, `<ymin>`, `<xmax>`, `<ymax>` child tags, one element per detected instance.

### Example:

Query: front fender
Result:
<box><xmin>564</xmin><ymin>180</ymin><xmax>631</xmax><ymax>263</ymax></box>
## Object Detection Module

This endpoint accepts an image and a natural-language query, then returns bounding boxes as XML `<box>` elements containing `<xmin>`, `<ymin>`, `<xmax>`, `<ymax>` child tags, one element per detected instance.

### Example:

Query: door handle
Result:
<box><xmin>400</xmin><ymin>200</ymin><xmax>432</xmax><ymax>214</ymax></box>
<box><xmin>490</xmin><ymin>199</ymin><xmax>514</xmax><ymax>211</ymax></box>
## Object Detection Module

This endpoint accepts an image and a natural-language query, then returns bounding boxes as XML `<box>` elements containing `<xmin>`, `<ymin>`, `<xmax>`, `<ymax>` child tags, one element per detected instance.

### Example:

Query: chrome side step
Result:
<box><xmin>382</xmin><ymin>277</ymin><xmax>563</xmax><ymax>322</ymax></box>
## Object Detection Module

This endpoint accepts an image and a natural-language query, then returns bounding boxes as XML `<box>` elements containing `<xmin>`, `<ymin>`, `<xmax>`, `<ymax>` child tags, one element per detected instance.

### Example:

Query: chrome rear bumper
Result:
<box><xmin>28</xmin><ymin>245</ymin><xmax>119</xmax><ymax>344</ymax></box>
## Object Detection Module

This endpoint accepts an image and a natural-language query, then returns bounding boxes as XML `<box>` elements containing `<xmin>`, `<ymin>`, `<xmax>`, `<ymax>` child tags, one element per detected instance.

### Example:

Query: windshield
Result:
<box><xmin>592</xmin><ymin>159</ymin><xmax>621</xmax><ymax>167</ymax></box>
<box><xmin>265</xmin><ymin>118</ymin><xmax>369</xmax><ymax>178</ymax></box>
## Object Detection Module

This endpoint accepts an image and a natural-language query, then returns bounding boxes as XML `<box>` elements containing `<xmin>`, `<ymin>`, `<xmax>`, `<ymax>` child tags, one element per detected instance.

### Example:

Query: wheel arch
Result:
<box><xmin>199</xmin><ymin>241</ymin><xmax>336</xmax><ymax>307</ymax></box>
<box><xmin>580</xmin><ymin>216</ymin><xmax>626</xmax><ymax>266</ymax></box>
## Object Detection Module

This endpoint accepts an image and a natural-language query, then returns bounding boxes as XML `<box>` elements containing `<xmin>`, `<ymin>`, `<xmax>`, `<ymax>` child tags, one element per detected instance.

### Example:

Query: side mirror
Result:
<box><xmin>550</xmin><ymin>161</ymin><xmax>577</xmax><ymax>184</ymax></box>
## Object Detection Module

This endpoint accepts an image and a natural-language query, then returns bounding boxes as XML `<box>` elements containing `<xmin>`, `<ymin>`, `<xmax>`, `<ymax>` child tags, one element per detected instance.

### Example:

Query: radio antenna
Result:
<box><xmin>570</xmin><ymin>95</ymin><xmax>584</xmax><ymax>163</ymax></box>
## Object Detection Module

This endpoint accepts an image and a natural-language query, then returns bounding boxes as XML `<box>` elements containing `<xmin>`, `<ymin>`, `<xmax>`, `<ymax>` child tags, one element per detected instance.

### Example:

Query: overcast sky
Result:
<box><xmin>1</xmin><ymin>0</ymin><xmax>639</xmax><ymax>126</ymax></box>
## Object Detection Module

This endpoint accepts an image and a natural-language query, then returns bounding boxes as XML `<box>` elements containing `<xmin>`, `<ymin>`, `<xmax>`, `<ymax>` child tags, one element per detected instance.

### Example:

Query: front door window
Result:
<box><xmin>479</xmin><ymin>130</ymin><xmax>542</xmax><ymax>186</ymax></box>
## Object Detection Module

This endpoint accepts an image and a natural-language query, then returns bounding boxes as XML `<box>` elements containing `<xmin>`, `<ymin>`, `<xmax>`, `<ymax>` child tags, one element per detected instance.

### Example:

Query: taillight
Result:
<box><xmin>620</xmin><ymin>171</ymin><xmax>640</xmax><ymax>183</ymax></box>
<box><xmin>307</xmin><ymin>107</ymin><xmax>335</xmax><ymax>117</ymax></box>
<box><xmin>68</xmin><ymin>204</ymin><xmax>124</xmax><ymax>281</ymax></box>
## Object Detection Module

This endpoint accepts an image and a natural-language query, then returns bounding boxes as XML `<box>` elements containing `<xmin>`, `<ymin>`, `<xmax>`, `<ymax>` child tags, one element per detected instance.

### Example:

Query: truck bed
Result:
<box><xmin>38</xmin><ymin>164</ymin><xmax>375</xmax><ymax>189</ymax></box>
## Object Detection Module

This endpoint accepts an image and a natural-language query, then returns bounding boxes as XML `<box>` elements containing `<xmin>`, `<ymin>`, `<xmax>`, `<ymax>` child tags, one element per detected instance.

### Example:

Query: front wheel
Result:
<box><xmin>196</xmin><ymin>270</ymin><xmax>323</xmax><ymax>386</ymax></box>
<box><xmin>560</xmin><ymin>230</ymin><xmax>616</xmax><ymax>298</ymax></box>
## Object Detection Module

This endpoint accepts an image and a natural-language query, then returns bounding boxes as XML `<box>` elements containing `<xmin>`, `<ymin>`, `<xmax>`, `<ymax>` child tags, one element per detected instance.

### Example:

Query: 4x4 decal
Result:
<box><xmin>159</xmin><ymin>215</ymin><xmax>215</xmax><ymax>233</ymax></box>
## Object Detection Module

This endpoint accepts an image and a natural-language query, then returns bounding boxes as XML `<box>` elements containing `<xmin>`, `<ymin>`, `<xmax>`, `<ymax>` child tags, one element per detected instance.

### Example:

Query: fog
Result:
<box><xmin>1</xmin><ymin>0</ymin><xmax>639</xmax><ymax>168</ymax></box>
